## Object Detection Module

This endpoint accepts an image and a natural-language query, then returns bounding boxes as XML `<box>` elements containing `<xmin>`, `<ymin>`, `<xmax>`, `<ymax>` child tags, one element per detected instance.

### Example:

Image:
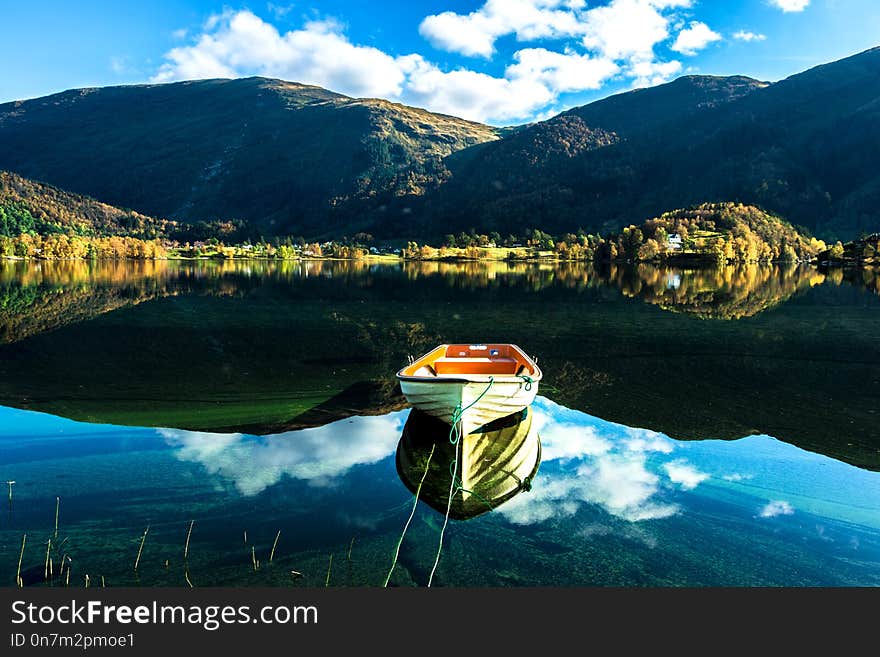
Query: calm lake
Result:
<box><xmin>0</xmin><ymin>258</ymin><xmax>878</xmax><ymax>586</ymax></box>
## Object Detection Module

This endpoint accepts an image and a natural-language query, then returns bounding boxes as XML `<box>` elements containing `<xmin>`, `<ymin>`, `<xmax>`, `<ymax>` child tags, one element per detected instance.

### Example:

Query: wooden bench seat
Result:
<box><xmin>433</xmin><ymin>357</ymin><xmax>519</xmax><ymax>375</ymax></box>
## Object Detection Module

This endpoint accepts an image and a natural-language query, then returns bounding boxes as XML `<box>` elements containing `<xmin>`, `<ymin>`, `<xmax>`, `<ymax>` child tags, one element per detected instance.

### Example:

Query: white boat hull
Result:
<box><xmin>399</xmin><ymin>377</ymin><xmax>538</xmax><ymax>436</ymax></box>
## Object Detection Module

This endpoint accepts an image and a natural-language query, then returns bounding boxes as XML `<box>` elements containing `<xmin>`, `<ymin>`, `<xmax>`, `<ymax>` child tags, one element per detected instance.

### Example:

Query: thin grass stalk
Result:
<box><xmin>270</xmin><ymin>530</ymin><xmax>281</xmax><ymax>563</ymax></box>
<box><xmin>184</xmin><ymin>520</ymin><xmax>194</xmax><ymax>561</ymax></box>
<box><xmin>16</xmin><ymin>534</ymin><xmax>26</xmax><ymax>588</ymax></box>
<box><xmin>134</xmin><ymin>525</ymin><xmax>149</xmax><ymax>571</ymax></box>
<box><xmin>44</xmin><ymin>539</ymin><xmax>51</xmax><ymax>582</ymax></box>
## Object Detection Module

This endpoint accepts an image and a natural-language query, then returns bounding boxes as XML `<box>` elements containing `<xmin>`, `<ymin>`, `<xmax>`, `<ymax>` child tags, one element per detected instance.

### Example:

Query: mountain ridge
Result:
<box><xmin>1</xmin><ymin>47</ymin><xmax>878</xmax><ymax>240</ymax></box>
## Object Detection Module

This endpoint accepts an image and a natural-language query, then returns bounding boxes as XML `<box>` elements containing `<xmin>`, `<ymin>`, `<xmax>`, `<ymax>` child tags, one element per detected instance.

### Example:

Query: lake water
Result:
<box><xmin>0</xmin><ymin>258</ymin><xmax>878</xmax><ymax>586</ymax></box>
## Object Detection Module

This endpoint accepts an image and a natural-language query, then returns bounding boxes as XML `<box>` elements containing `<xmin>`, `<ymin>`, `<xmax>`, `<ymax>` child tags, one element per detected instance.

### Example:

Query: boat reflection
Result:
<box><xmin>396</xmin><ymin>406</ymin><xmax>541</xmax><ymax>520</ymax></box>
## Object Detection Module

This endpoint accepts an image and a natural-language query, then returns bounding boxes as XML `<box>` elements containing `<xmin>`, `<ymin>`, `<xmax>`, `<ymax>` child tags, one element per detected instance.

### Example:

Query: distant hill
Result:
<box><xmin>0</xmin><ymin>77</ymin><xmax>498</xmax><ymax>238</ymax></box>
<box><xmin>0</xmin><ymin>48</ymin><xmax>878</xmax><ymax>240</ymax></box>
<box><xmin>0</xmin><ymin>170</ymin><xmax>169</xmax><ymax>238</ymax></box>
<box><xmin>600</xmin><ymin>203</ymin><xmax>825</xmax><ymax>264</ymax></box>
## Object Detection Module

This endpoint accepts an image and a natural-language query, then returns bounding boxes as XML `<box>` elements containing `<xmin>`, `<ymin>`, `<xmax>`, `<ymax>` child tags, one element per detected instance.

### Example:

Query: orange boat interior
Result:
<box><xmin>399</xmin><ymin>344</ymin><xmax>536</xmax><ymax>378</ymax></box>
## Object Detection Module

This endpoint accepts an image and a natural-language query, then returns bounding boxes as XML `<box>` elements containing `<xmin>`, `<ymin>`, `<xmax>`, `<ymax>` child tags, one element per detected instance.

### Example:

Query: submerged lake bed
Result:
<box><xmin>0</xmin><ymin>258</ymin><xmax>878</xmax><ymax>586</ymax></box>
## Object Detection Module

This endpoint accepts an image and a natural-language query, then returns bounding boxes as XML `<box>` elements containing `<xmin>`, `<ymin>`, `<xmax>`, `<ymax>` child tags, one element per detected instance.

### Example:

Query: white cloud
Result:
<box><xmin>671</xmin><ymin>21</ymin><xmax>722</xmax><ymax>56</ymax></box>
<box><xmin>497</xmin><ymin>398</ymin><xmax>681</xmax><ymax>524</ymax></box>
<box><xmin>419</xmin><ymin>0</ymin><xmax>588</xmax><ymax>58</ymax></box>
<box><xmin>530</xmin><ymin>405</ymin><xmax>613</xmax><ymax>459</ymax></box>
<box><xmin>171</xmin><ymin>28</ymin><xmax>188</xmax><ymax>41</ymax></box>
<box><xmin>420</xmin><ymin>0</ymin><xmax>691</xmax><ymax>83</ymax></box>
<box><xmin>152</xmin><ymin>4</ymin><xmax>696</xmax><ymax>124</ymax></box>
<box><xmin>507</xmin><ymin>48</ymin><xmax>620</xmax><ymax>93</ymax></box>
<box><xmin>722</xmin><ymin>473</ymin><xmax>753</xmax><ymax>482</ymax></box>
<box><xmin>759</xmin><ymin>500</ymin><xmax>795</xmax><ymax>518</ymax></box>
<box><xmin>401</xmin><ymin>55</ymin><xmax>556</xmax><ymax>122</ymax></box>
<box><xmin>622</xmin><ymin>428</ymin><xmax>674</xmax><ymax>454</ymax></box>
<box><xmin>416</xmin><ymin>0</ymin><xmax>692</xmax><ymax>113</ymax></box>
<box><xmin>768</xmin><ymin>0</ymin><xmax>810</xmax><ymax>12</ymax></box>
<box><xmin>160</xmin><ymin>412</ymin><xmax>405</xmax><ymax>496</ymax></box>
<box><xmin>497</xmin><ymin>453</ymin><xmax>680</xmax><ymax>525</ymax></box>
<box><xmin>732</xmin><ymin>30</ymin><xmax>767</xmax><ymax>42</ymax></box>
<box><xmin>629</xmin><ymin>58</ymin><xmax>682</xmax><ymax>87</ymax></box>
<box><xmin>152</xmin><ymin>11</ymin><xmax>411</xmax><ymax>99</ymax></box>
<box><xmin>663</xmin><ymin>460</ymin><xmax>709</xmax><ymax>490</ymax></box>
<box><xmin>581</xmin><ymin>0</ymin><xmax>686</xmax><ymax>61</ymax></box>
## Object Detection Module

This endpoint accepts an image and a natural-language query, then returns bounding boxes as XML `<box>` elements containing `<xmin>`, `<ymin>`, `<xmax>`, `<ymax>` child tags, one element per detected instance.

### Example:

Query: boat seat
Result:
<box><xmin>433</xmin><ymin>357</ymin><xmax>519</xmax><ymax>375</ymax></box>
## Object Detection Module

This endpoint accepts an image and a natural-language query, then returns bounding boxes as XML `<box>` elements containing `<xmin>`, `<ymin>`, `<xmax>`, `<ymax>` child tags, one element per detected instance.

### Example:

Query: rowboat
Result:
<box><xmin>396</xmin><ymin>344</ymin><xmax>541</xmax><ymax>436</ymax></box>
<box><xmin>396</xmin><ymin>407</ymin><xmax>541</xmax><ymax>520</ymax></box>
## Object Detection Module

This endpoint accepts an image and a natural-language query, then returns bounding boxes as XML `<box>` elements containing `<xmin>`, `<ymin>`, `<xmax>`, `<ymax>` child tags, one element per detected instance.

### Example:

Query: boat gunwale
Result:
<box><xmin>396</xmin><ymin>343</ymin><xmax>543</xmax><ymax>383</ymax></box>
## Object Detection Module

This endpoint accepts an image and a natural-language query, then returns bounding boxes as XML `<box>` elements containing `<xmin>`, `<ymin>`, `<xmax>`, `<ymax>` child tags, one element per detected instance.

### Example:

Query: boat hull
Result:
<box><xmin>399</xmin><ymin>377</ymin><xmax>538</xmax><ymax>435</ymax></box>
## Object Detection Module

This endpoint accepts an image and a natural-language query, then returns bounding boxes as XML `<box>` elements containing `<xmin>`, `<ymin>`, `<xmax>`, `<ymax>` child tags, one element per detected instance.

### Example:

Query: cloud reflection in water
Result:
<box><xmin>159</xmin><ymin>395</ymin><xmax>878</xmax><ymax>540</ymax></box>
<box><xmin>496</xmin><ymin>397</ymin><xmax>707</xmax><ymax>524</ymax></box>
<box><xmin>160</xmin><ymin>411</ymin><xmax>407</xmax><ymax>495</ymax></box>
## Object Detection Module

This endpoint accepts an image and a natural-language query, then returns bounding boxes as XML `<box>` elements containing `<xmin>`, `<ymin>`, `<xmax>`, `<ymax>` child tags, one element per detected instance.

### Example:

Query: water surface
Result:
<box><xmin>1</xmin><ymin>258</ymin><xmax>877</xmax><ymax>467</ymax></box>
<box><xmin>1</xmin><ymin>398</ymin><xmax>878</xmax><ymax>587</ymax></box>
<box><xmin>0</xmin><ymin>258</ymin><xmax>878</xmax><ymax>586</ymax></box>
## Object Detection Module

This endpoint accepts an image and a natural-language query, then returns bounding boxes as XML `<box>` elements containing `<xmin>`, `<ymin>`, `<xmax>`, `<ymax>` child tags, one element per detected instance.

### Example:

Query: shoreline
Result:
<box><xmin>2</xmin><ymin>253</ymin><xmax>877</xmax><ymax>269</ymax></box>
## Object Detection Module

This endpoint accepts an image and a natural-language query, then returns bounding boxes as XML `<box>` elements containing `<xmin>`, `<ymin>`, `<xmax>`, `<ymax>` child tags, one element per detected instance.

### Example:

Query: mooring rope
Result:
<box><xmin>427</xmin><ymin>376</ymin><xmax>495</xmax><ymax>587</ymax></box>
<box><xmin>383</xmin><ymin>442</ymin><xmax>436</xmax><ymax>587</ymax></box>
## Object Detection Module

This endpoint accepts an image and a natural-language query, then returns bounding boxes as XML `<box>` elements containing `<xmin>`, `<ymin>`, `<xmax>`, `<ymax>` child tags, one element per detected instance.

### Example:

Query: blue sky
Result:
<box><xmin>1</xmin><ymin>1</ymin><xmax>878</xmax><ymax>124</ymax></box>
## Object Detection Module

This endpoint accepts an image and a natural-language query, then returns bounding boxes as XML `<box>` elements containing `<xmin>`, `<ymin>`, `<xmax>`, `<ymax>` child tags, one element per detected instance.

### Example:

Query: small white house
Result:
<box><xmin>667</xmin><ymin>234</ymin><xmax>683</xmax><ymax>251</ymax></box>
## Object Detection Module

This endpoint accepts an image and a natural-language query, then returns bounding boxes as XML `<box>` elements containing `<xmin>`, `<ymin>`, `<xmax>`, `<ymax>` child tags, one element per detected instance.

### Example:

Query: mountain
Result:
<box><xmin>423</xmin><ymin>47</ymin><xmax>880</xmax><ymax>240</ymax></box>
<box><xmin>0</xmin><ymin>77</ymin><xmax>499</xmax><ymax>237</ymax></box>
<box><xmin>418</xmin><ymin>75</ymin><xmax>766</xmax><ymax>236</ymax></box>
<box><xmin>0</xmin><ymin>48</ymin><xmax>878</xmax><ymax>240</ymax></box>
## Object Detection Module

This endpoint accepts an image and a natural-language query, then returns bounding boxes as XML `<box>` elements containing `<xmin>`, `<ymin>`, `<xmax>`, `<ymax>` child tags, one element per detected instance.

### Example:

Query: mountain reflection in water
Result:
<box><xmin>3</xmin><ymin>258</ymin><xmax>878</xmax><ymax>345</ymax></box>
<box><xmin>1</xmin><ymin>257</ymin><xmax>878</xmax><ymax>474</ymax></box>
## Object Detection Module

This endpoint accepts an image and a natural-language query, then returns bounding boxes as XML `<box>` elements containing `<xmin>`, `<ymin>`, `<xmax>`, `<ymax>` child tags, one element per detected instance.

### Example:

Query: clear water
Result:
<box><xmin>0</xmin><ymin>258</ymin><xmax>878</xmax><ymax>586</ymax></box>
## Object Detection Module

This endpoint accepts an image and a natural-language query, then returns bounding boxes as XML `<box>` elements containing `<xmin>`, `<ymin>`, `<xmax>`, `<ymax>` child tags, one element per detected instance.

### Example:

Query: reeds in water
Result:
<box><xmin>184</xmin><ymin>520</ymin><xmax>194</xmax><ymax>561</ymax></box>
<box><xmin>16</xmin><ymin>534</ymin><xmax>26</xmax><ymax>588</ymax></box>
<box><xmin>134</xmin><ymin>525</ymin><xmax>149</xmax><ymax>571</ymax></box>
<box><xmin>44</xmin><ymin>539</ymin><xmax>51</xmax><ymax>582</ymax></box>
<box><xmin>270</xmin><ymin>530</ymin><xmax>281</xmax><ymax>563</ymax></box>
